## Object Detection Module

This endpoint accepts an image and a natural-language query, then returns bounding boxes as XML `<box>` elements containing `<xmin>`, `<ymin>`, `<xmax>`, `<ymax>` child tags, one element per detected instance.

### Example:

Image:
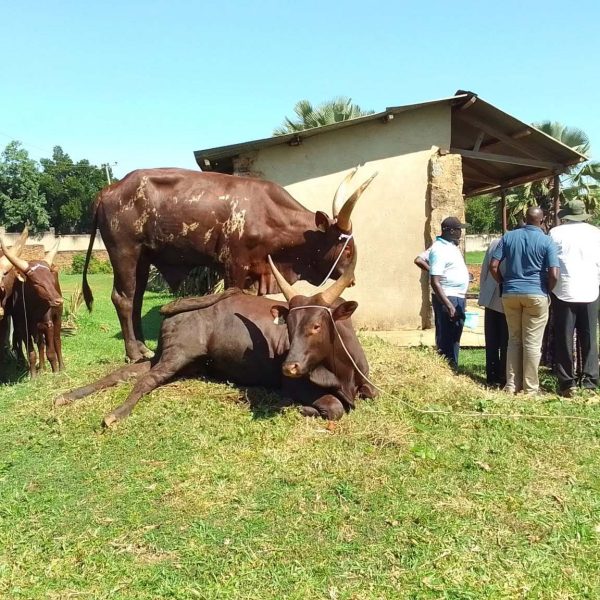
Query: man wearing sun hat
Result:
<box><xmin>549</xmin><ymin>198</ymin><xmax>600</xmax><ymax>397</ymax></box>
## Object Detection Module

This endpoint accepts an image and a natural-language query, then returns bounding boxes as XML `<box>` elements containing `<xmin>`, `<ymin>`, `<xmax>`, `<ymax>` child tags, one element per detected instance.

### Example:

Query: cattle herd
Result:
<box><xmin>1</xmin><ymin>167</ymin><xmax>378</xmax><ymax>426</ymax></box>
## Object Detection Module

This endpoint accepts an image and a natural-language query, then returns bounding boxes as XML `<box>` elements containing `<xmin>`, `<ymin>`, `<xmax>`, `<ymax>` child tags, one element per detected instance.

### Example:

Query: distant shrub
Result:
<box><xmin>147</xmin><ymin>265</ymin><xmax>222</xmax><ymax>296</ymax></box>
<box><xmin>70</xmin><ymin>253</ymin><xmax>113</xmax><ymax>274</ymax></box>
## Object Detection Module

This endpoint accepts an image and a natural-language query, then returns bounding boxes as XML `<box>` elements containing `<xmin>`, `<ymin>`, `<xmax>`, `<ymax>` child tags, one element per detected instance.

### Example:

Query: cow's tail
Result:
<box><xmin>54</xmin><ymin>361</ymin><xmax>151</xmax><ymax>407</ymax></box>
<box><xmin>82</xmin><ymin>196</ymin><xmax>102</xmax><ymax>312</ymax></box>
<box><xmin>160</xmin><ymin>287</ymin><xmax>243</xmax><ymax>317</ymax></box>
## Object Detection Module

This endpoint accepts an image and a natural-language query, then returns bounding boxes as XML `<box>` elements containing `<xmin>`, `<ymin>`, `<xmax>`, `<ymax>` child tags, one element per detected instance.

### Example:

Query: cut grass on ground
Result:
<box><xmin>1</xmin><ymin>274</ymin><xmax>599</xmax><ymax>599</ymax></box>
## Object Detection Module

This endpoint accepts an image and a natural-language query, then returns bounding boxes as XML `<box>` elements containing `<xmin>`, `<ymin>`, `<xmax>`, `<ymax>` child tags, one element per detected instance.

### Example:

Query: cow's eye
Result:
<box><xmin>312</xmin><ymin>323</ymin><xmax>321</xmax><ymax>332</ymax></box>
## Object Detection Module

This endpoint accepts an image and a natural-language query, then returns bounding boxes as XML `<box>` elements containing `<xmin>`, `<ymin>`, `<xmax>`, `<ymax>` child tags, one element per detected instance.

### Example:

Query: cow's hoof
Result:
<box><xmin>54</xmin><ymin>395</ymin><xmax>72</xmax><ymax>407</ymax></box>
<box><xmin>102</xmin><ymin>414</ymin><xmax>119</xmax><ymax>428</ymax></box>
<box><xmin>299</xmin><ymin>406</ymin><xmax>320</xmax><ymax>418</ymax></box>
<box><xmin>142</xmin><ymin>349</ymin><xmax>155</xmax><ymax>359</ymax></box>
<box><xmin>125</xmin><ymin>355</ymin><xmax>145</xmax><ymax>364</ymax></box>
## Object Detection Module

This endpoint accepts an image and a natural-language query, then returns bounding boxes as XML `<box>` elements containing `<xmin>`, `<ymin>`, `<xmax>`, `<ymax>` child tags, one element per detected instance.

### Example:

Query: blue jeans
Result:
<box><xmin>432</xmin><ymin>295</ymin><xmax>466</xmax><ymax>369</ymax></box>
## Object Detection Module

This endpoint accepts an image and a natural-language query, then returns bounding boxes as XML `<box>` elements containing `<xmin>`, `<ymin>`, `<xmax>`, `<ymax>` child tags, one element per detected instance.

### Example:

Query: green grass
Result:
<box><xmin>1</xmin><ymin>275</ymin><xmax>600</xmax><ymax>598</ymax></box>
<box><xmin>465</xmin><ymin>250</ymin><xmax>486</xmax><ymax>265</ymax></box>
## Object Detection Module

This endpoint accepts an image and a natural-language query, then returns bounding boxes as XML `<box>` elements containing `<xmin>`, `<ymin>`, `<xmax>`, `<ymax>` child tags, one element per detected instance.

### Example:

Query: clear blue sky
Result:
<box><xmin>2</xmin><ymin>0</ymin><xmax>598</xmax><ymax>179</ymax></box>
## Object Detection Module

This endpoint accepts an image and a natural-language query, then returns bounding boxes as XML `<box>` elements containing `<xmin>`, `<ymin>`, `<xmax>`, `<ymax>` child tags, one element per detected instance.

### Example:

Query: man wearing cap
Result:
<box><xmin>549</xmin><ymin>199</ymin><xmax>600</xmax><ymax>397</ymax></box>
<box><xmin>490</xmin><ymin>207</ymin><xmax>559</xmax><ymax>395</ymax></box>
<box><xmin>428</xmin><ymin>216</ymin><xmax>470</xmax><ymax>369</ymax></box>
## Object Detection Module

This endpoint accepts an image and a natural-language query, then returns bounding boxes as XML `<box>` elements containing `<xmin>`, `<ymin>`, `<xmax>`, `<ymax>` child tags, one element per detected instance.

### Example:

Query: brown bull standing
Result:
<box><xmin>82</xmin><ymin>167</ymin><xmax>376</xmax><ymax>362</ymax></box>
<box><xmin>0</xmin><ymin>238</ymin><xmax>64</xmax><ymax>377</ymax></box>
<box><xmin>57</xmin><ymin>248</ymin><xmax>376</xmax><ymax>426</ymax></box>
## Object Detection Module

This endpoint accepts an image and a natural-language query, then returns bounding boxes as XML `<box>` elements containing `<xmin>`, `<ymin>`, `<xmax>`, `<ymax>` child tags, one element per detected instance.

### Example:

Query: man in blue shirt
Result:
<box><xmin>490</xmin><ymin>207</ymin><xmax>559</xmax><ymax>394</ymax></box>
<box><xmin>429</xmin><ymin>216</ymin><xmax>470</xmax><ymax>369</ymax></box>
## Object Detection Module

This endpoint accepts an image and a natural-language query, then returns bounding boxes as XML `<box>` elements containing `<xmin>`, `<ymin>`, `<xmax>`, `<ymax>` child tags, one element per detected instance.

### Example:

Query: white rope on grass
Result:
<box><xmin>289</xmin><ymin>305</ymin><xmax>600</xmax><ymax>425</ymax></box>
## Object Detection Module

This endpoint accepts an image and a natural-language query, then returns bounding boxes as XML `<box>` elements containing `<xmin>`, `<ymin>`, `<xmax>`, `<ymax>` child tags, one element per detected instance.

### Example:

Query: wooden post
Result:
<box><xmin>501</xmin><ymin>188</ymin><xmax>508</xmax><ymax>233</ymax></box>
<box><xmin>553</xmin><ymin>174</ymin><xmax>561</xmax><ymax>227</ymax></box>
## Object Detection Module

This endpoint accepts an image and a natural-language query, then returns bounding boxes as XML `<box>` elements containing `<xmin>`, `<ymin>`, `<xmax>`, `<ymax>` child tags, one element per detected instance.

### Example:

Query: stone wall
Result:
<box><xmin>426</xmin><ymin>151</ymin><xmax>465</xmax><ymax>246</ymax></box>
<box><xmin>17</xmin><ymin>246</ymin><xmax>109</xmax><ymax>271</ymax></box>
<box><xmin>1</xmin><ymin>227</ymin><xmax>109</xmax><ymax>271</ymax></box>
<box><xmin>464</xmin><ymin>233</ymin><xmax>501</xmax><ymax>252</ymax></box>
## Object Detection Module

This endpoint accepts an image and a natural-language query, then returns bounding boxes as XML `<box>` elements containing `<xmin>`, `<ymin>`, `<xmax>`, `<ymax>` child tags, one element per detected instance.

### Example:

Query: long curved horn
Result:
<box><xmin>332</xmin><ymin>167</ymin><xmax>358</xmax><ymax>218</ymax></box>
<box><xmin>0</xmin><ymin>227</ymin><xmax>29</xmax><ymax>273</ymax></box>
<box><xmin>44</xmin><ymin>237</ymin><xmax>61</xmax><ymax>266</ymax></box>
<box><xmin>336</xmin><ymin>172</ymin><xmax>378</xmax><ymax>233</ymax></box>
<box><xmin>13</xmin><ymin>226</ymin><xmax>29</xmax><ymax>256</ymax></box>
<box><xmin>267</xmin><ymin>256</ymin><xmax>297</xmax><ymax>302</ymax></box>
<box><xmin>0</xmin><ymin>237</ymin><xmax>30</xmax><ymax>273</ymax></box>
<box><xmin>320</xmin><ymin>245</ymin><xmax>358</xmax><ymax>306</ymax></box>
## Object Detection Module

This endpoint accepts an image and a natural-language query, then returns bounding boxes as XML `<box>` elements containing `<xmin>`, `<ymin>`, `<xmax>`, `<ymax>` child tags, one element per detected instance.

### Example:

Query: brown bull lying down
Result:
<box><xmin>83</xmin><ymin>166</ymin><xmax>376</xmax><ymax>362</ymax></box>
<box><xmin>56</xmin><ymin>250</ymin><xmax>376</xmax><ymax>426</ymax></box>
<box><xmin>0</xmin><ymin>237</ymin><xmax>64</xmax><ymax>377</ymax></box>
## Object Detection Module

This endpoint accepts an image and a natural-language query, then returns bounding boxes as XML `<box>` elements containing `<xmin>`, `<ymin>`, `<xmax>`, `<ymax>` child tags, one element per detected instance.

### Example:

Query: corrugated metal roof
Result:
<box><xmin>194</xmin><ymin>92</ymin><xmax>587</xmax><ymax>197</ymax></box>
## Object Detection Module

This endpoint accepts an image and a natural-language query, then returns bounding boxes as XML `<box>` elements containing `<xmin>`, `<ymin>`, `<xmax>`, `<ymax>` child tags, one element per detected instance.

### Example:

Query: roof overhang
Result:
<box><xmin>194</xmin><ymin>91</ymin><xmax>588</xmax><ymax>197</ymax></box>
<box><xmin>450</xmin><ymin>91</ymin><xmax>587</xmax><ymax>197</ymax></box>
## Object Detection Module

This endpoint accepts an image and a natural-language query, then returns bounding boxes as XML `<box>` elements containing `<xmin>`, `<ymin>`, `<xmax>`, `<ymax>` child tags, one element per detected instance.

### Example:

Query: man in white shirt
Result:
<box><xmin>549</xmin><ymin>199</ymin><xmax>600</xmax><ymax>397</ymax></box>
<box><xmin>429</xmin><ymin>216</ymin><xmax>470</xmax><ymax>369</ymax></box>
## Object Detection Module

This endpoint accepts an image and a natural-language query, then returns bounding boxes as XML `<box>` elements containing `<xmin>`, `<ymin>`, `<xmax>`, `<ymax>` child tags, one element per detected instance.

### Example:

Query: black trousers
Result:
<box><xmin>484</xmin><ymin>307</ymin><xmax>508</xmax><ymax>386</ymax></box>
<box><xmin>432</xmin><ymin>295</ymin><xmax>465</xmax><ymax>369</ymax></box>
<box><xmin>552</xmin><ymin>294</ymin><xmax>599</xmax><ymax>391</ymax></box>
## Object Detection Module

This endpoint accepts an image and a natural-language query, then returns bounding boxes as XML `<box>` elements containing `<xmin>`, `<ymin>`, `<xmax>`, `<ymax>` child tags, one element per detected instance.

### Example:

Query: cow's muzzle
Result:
<box><xmin>50</xmin><ymin>298</ymin><xmax>64</xmax><ymax>307</ymax></box>
<box><xmin>282</xmin><ymin>362</ymin><xmax>303</xmax><ymax>378</ymax></box>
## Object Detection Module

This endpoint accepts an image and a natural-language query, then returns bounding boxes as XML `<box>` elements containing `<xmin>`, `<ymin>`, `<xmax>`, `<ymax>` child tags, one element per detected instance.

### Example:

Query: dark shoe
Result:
<box><xmin>559</xmin><ymin>387</ymin><xmax>576</xmax><ymax>399</ymax></box>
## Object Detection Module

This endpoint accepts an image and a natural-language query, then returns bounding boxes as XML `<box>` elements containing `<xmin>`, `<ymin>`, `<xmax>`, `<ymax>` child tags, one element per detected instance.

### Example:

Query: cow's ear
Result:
<box><xmin>315</xmin><ymin>211</ymin><xmax>330</xmax><ymax>233</ymax></box>
<box><xmin>50</xmin><ymin>265</ymin><xmax>59</xmax><ymax>273</ymax></box>
<box><xmin>332</xmin><ymin>301</ymin><xmax>357</xmax><ymax>321</ymax></box>
<box><xmin>270</xmin><ymin>305</ymin><xmax>289</xmax><ymax>325</ymax></box>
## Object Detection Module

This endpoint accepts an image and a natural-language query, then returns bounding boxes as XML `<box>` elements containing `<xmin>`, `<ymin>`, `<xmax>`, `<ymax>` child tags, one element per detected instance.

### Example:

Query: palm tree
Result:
<box><xmin>273</xmin><ymin>97</ymin><xmax>374</xmax><ymax>136</ymax></box>
<box><xmin>505</xmin><ymin>121</ymin><xmax>600</xmax><ymax>225</ymax></box>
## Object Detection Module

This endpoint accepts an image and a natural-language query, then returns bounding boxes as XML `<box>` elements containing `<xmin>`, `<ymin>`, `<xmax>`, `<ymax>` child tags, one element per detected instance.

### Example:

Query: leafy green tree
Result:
<box><xmin>465</xmin><ymin>194</ymin><xmax>501</xmax><ymax>234</ymax></box>
<box><xmin>505</xmin><ymin>122</ymin><xmax>600</xmax><ymax>227</ymax></box>
<box><xmin>39</xmin><ymin>146</ymin><xmax>109</xmax><ymax>233</ymax></box>
<box><xmin>0</xmin><ymin>141</ymin><xmax>49</xmax><ymax>233</ymax></box>
<box><xmin>274</xmin><ymin>97</ymin><xmax>374</xmax><ymax>135</ymax></box>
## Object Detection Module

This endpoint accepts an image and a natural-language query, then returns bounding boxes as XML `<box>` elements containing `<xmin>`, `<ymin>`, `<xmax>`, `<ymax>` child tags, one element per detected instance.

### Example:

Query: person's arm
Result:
<box><xmin>414</xmin><ymin>256</ymin><xmax>430</xmax><ymax>272</ymax></box>
<box><xmin>489</xmin><ymin>258</ymin><xmax>503</xmax><ymax>284</ymax></box>
<box><xmin>489</xmin><ymin>237</ymin><xmax>505</xmax><ymax>284</ymax></box>
<box><xmin>430</xmin><ymin>275</ymin><xmax>456</xmax><ymax>318</ymax></box>
<box><xmin>546</xmin><ymin>238</ymin><xmax>560</xmax><ymax>292</ymax></box>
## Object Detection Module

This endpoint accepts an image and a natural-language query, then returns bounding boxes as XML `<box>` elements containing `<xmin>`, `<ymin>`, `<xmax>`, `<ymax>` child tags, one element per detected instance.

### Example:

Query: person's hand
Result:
<box><xmin>446</xmin><ymin>303</ymin><xmax>456</xmax><ymax>319</ymax></box>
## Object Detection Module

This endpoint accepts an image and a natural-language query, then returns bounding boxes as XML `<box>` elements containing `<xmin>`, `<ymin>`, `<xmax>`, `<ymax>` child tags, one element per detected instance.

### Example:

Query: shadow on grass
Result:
<box><xmin>0</xmin><ymin>353</ymin><xmax>28</xmax><ymax>384</ymax></box>
<box><xmin>456</xmin><ymin>348</ymin><xmax>487</xmax><ymax>387</ymax></box>
<box><xmin>237</xmin><ymin>385</ymin><xmax>292</xmax><ymax>420</ymax></box>
<box><xmin>112</xmin><ymin>305</ymin><xmax>164</xmax><ymax>345</ymax></box>
<box><xmin>457</xmin><ymin>348</ymin><xmax>560</xmax><ymax>395</ymax></box>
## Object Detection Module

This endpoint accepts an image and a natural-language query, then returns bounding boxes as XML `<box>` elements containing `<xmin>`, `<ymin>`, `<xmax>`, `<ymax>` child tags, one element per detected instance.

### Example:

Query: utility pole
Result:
<box><xmin>102</xmin><ymin>162</ymin><xmax>117</xmax><ymax>185</ymax></box>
